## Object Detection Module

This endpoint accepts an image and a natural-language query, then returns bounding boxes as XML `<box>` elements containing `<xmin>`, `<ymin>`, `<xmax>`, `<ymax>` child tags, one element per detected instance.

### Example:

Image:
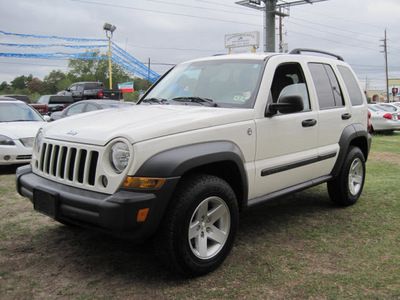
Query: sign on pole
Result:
<box><xmin>225</xmin><ymin>31</ymin><xmax>260</xmax><ymax>49</ymax></box>
<box><xmin>225</xmin><ymin>31</ymin><xmax>260</xmax><ymax>53</ymax></box>
<box><xmin>388</xmin><ymin>78</ymin><xmax>400</xmax><ymax>86</ymax></box>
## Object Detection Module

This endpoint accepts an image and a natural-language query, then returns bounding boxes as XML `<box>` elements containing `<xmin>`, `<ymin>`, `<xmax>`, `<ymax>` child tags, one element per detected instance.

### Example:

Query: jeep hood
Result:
<box><xmin>43</xmin><ymin>105</ymin><xmax>254</xmax><ymax>145</ymax></box>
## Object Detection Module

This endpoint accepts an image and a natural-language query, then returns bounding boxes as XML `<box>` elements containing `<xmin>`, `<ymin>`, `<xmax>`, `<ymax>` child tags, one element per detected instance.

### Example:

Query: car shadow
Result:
<box><xmin>22</xmin><ymin>186</ymin><xmax>339</xmax><ymax>283</ymax></box>
<box><xmin>0</xmin><ymin>164</ymin><xmax>26</xmax><ymax>175</ymax></box>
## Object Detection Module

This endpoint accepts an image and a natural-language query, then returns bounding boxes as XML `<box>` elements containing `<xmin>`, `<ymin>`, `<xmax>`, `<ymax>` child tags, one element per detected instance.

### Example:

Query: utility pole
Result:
<box><xmin>380</xmin><ymin>29</ymin><xmax>390</xmax><ymax>102</ymax></box>
<box><xmin>265</xmin><ymin>0</ymin><xmax>277</xmax><ymax>52</ymax></box>
<box><xmin>236</xmin><ymin>0</ymin><xmax>328</xmax><ymax>53</ymax></box>
<box><xmin>279</xmin><ymin>7</ymin><xmax>283</xmax><ymax>53</ymax></box>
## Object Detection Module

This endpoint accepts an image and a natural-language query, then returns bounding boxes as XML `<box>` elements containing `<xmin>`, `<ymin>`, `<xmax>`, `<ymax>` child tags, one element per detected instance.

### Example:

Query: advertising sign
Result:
<box><xmin>225</xmin><ymin>31</ymin><xmax>260</xmax><ymax>49</ymax></box>
<box><xmin>388</xmin><ymin>78</ymin><xmax>400</xmax><ymax>86</ymax></box>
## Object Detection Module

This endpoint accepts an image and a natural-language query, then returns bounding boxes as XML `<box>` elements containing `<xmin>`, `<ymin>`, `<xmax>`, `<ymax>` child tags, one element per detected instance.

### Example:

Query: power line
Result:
<box><xmin>285</xmin><ymin>20</ymin><xmax>378</xmax><ymax>49</ymax></box>
<box><xmin>70</xmin><ymin>0</ymin><xmax>261</xmax><ymax>27</ymax></box>
<box><xmin>288</xmin><ymin>16</ymin><xmax>381</xmax><ymax>40</ymax></box>
<box><xmin>294</xmin><ymin>6</ymin><xmax>386</xmax><ymax>30</ymax></box>
<box><xmin>144</xmin><ymin>0</ymin><xmax>261</xmax><ymax>17</ymax></box>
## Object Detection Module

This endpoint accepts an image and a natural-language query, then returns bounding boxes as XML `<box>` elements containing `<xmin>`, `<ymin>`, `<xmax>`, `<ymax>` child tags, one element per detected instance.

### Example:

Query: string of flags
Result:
<box><xmin>0</xmin><ymin>30</ymin><xmax>160</xmax><ymax>82</ymax></box>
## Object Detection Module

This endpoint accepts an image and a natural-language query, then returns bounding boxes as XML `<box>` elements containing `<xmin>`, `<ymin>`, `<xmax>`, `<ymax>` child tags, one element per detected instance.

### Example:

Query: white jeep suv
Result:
<box><xmin>17</xmin><ymin>49</ymin><xmax>371</xmax><ymax>276</ymax></box>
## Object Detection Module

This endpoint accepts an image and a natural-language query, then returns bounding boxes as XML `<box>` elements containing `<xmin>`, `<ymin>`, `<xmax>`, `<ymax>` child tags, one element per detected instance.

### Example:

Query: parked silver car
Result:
<box><xmin>368</xmin><ymin>104</ymin><xmax>400</xmax><ymax>133</ymax></box>
<box><xmin>50</xmin><ymin>99</ymin><xmax>134</xmax><ymax>121</ymax></box>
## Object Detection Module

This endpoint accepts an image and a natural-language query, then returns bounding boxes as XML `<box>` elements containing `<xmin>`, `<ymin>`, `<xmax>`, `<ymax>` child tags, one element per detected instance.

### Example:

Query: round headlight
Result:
<box><xmin>34</xmin><ymin>129</ymin><xmax>43</xmax><ymax>154</ymax></box>
<box><xmin>110</xmin><ymin>142</ymin><xmax>130</xmax><ymax>173</ymax></box>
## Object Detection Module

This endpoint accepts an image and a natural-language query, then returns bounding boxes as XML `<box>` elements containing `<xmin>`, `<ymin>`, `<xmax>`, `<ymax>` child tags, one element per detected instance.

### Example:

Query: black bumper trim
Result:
<box><xmin>16</xmin><ymin>165</ymin><xmax>179</xmax><ymax>240</ymax></box>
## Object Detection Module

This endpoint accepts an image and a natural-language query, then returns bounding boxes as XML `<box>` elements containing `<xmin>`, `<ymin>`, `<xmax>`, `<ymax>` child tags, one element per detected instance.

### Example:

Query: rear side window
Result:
<box><xmin>308</xmin><ymin>63</ymin><xmax>344</xmax><ymax>109</ymax></box>
<box><xmin>338</xmin><ymin>66</ymin><xmax>364</xmax><ymax>106</ymax></box>
<box><xmin>85</xmin><ymin>83</ymin><xmax>104</xmax><ymax>89</ymax></box>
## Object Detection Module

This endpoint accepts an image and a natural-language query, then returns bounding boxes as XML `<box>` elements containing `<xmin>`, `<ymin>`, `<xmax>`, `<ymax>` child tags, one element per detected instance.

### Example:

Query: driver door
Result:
<box><xmin>252</xmin><ymin>61</ymin><xmax>319</xmax><ymax>199</ymax></box>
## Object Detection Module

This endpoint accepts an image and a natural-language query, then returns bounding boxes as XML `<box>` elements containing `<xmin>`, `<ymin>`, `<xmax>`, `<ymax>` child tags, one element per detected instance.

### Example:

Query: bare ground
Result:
<box><xmin>1</xmin><ymin>150</ymin><xmax>399</xmax><ymax>299</ymax></box>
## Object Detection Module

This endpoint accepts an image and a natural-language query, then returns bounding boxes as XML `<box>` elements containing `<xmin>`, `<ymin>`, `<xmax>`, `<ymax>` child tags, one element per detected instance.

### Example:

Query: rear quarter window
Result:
<box><xmin>337</xmin><ymin>66</ymin><xmax>364</xmax><ymax>106</ymax></box>
<box><xmin>85</xmin><ymin>83</ymin><xmax>104</xmax><ymax>89</ymax></box>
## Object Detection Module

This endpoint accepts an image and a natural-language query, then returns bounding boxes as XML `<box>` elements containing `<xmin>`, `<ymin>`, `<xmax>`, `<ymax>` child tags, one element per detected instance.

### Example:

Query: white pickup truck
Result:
<box><xmin>17</xmin><ymin>49</ymin><xmax>371</xmax><ymax>276</ymax></box>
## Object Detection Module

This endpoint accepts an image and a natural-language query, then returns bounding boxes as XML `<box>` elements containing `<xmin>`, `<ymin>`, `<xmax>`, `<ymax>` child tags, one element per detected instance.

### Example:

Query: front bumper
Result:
<box><xmin>16</xmin><ymin>164</ymin><xmax>179</xmax><ymax>240</ymax></box>
<box><xmin>1</xmin><ymin>146</ymin><xmax>32</xmax><ymax>165</ymax></box>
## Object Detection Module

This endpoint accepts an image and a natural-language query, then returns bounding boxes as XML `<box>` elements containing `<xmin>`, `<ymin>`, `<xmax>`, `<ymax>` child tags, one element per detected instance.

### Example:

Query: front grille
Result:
<box><xmin>37</xmin><ymin>142</ymin><xmax>99</xmax><ymax>186</ymax></box>
<box><xmin>17</xmin><ymin>155</ymin><xmax>31</xmax><ymax>160</ymax></box>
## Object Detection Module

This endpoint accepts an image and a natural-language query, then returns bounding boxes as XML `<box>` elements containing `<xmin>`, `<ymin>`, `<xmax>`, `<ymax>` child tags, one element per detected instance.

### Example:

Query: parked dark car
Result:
<box><xmin>57</xmin><ymin>82</ymin><xmax>123</xmax><ymax>101</ymax></box>
<box><xmin>50</xmin><ymin>99</ymin><xmax>134</xmax><ymax>121</ymax></box>
<box><xmin>3</xmin><ymin>94</ymin><xmax>31</xmax><ymax>103</ymax></box>
<box><xmin>37</xmin><ymin>95</ymin><xmax>74</xmax><ymax>113</ymax></box>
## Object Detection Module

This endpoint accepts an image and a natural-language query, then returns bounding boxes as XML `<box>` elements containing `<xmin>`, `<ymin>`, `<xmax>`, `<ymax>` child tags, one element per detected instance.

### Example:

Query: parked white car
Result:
<box><xmin>376</xmin><ymin>103</ymin><xmax>400</xmax><ymax>116</ymax></box>
<box><xmin>0</xmin><ymin>98</ymin><xmax>47</xmax><ymax>165</ymax></box>
<box><xmin>368</xmin><ymin>104</ymin><xmax>400</xmax><ymax>133</ymax></box>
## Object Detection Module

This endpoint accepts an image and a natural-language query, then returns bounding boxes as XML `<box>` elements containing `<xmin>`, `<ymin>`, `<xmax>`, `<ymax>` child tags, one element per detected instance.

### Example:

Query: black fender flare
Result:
<box><xmin>331</xmin><ymin>124</ymin><xmax>371</xmax><ymax>178</ymax></box>
<box><xmin>135</xmin><ymin>141</ymin><xmax>248</xmax><ymax>204</ymax></box>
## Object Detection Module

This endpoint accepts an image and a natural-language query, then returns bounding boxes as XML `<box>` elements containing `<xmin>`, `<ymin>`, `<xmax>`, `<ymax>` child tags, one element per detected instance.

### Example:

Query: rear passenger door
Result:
<box><xmin>307</xmin><ymin>62</ymin><xmax>352</xmax><ymax>178</ymax></box>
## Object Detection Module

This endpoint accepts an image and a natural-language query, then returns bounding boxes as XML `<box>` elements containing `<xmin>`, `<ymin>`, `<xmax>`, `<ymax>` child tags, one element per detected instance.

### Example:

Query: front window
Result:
<box><xmin>142</xmin><ymin>59</ymin><xmax>264</xmax><ymax>108</ymax></box>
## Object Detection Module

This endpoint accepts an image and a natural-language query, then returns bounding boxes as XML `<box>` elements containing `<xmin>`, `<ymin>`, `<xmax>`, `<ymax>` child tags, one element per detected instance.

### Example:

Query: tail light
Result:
<box><xmin>367</xmin><ymin>110</ymin><xmax>371</xmax><ymax>132</ymax></box>
<box><xmin>383</xmin><ymin>113</ymin><xmax>392</xmax><ymax>120</ymax></box>
<box><xmin>98</xmin><ymin>91</ymin><xmax>104</xmax><ymax>98</ymax></box>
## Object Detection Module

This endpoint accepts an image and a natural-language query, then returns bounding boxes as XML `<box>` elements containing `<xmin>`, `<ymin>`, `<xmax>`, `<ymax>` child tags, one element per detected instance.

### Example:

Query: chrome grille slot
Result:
<box><xmin>38</xmin><ymin>142</ymin><xmax>99</xmax><ymax>186</ymax></box>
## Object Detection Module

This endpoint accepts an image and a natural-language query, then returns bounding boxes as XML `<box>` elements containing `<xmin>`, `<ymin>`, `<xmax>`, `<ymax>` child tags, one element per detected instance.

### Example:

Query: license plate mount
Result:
<box><xmin>33</xmin><ymin>188</ymin><xmax>59</xmax><ymax>218</ymax></box>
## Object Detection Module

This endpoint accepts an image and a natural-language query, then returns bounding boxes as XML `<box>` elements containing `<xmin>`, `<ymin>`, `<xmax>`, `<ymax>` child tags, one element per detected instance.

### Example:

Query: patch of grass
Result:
<box><xmin>1</xmin><ymin>134</ymin><xmax>400</xmax><ymax>299</ymax></box>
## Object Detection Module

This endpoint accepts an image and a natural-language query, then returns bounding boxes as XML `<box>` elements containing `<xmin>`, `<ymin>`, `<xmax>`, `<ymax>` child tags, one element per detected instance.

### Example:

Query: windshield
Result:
<box><xmin>142</xmin><ymin>59</ymin><xmax>264</xmax><ymax>108</ymax></box>
<box><xmin>0</xmin><ymin>103</ymin><xmax>44</xmax><ymax>122</ymax></box>
<box><xmin>37</xmin><ymin>95</ymin><xmax>50</xmax><ymax>104</ymax></box>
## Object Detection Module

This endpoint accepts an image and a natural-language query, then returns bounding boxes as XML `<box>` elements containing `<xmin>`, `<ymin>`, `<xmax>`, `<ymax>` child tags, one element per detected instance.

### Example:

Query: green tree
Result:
<box><xmin>67</xmin><ymin>50</ymin><xmax>133</xmax><ymax>90</ymax></box>
<box><xmin>43</xmin><ymin>70</ymin><xmax>67</xmax><ymax>94</ymax></box>
<box><xmin>133</xmin><ymin>77</ymin><xmax>151</xmax><ymax>92</ymax></box>
<box><xmin>10</xmin><ymin>74</ymin><xmax>33</xmax><ymax>90</ymax></box>
<box><xmin>67</xmin><ymin>50</ymin><xmax>104</xmax><ymax>82</ymax></box>
<box><xmin>0</xmin><ymin>81</ymin><xmax>10</xmax><ymax>92</ymax></box>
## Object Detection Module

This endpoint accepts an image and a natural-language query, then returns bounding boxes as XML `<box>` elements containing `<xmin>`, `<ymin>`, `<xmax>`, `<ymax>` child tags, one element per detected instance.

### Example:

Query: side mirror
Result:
<box><xmin>265</xmin><ymin>94</ymin><xmax>304</xmax><ymax>117</ymax></box>
<box><xmin>43</xmin><ymin>115</ymin><xmax>51</xmax><ymax>122</ymax></box>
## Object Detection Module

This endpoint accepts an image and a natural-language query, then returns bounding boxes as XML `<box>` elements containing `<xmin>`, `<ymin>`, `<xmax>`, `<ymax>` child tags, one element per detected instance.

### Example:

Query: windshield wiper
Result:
<box><xmin>172</xmin><ymin>97</ymin><xmax>218</xmax><ymax>107</ymax></box>
<box><xmin>142</xmin><ymin>97</ymin><xmax>169</xmax><ymax>104</ymax></box>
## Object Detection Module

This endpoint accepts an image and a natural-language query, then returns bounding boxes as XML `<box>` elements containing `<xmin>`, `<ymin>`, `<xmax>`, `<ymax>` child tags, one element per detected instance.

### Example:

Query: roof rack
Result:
<box><xmin>289</xmin><ymin>48</ymin><xmax>344</xmax><ymax>61</ymax></box>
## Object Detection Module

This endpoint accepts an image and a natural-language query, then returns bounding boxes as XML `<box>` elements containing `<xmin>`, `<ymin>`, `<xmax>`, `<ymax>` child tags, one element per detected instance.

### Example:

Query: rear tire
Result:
<box><xmin>154</xmin><ymin>174</ymin><xmax>238</xmax><ymax>276</ymax></box>
<box><xmin>328</xmin><ymin>146</ymin><xmax>366</xmax><ymax>206</ymax></box>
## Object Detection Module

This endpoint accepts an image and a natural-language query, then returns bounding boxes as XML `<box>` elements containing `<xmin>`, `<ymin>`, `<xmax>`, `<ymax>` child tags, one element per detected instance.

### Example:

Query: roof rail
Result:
<box><xmin>289</xmin><ymin>48</ymin><xmax>344</xmax><ymax>61</ymax></box>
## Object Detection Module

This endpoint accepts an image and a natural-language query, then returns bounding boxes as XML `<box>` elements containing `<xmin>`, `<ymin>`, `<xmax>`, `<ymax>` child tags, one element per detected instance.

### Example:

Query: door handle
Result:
<box><xmin>342</xmin><ymin>113</ymin><xmax>352</xmax><ymax>120</ymax></box>
<box><xmin>302</xmin><ymin>119</ymin><xmax>317</xmax><ymax>127</ymax></box>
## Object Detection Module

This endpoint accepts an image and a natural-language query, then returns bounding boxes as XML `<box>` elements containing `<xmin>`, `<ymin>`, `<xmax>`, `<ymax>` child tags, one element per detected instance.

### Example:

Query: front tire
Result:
<box><xmin>154</xmin><ymin>174</ymin><xmax>239</xmax><ymax>276</ymax></box>
<box><xmin>328</xmin><ymin>146</ymin><xmax>366</xmax><ymax>206</ymax></box>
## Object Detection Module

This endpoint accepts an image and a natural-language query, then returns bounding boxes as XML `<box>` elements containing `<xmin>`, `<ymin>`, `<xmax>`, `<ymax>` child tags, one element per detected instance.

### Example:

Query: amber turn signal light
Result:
<box><xmin>137</xmin><ymin>208</ymin><xmax>149</xmax><ymax>222</ymax></box>
<box><xmin>123</xmin><ymin>177</ymin><xmax>166</xmax><ymax>190</ymax></box>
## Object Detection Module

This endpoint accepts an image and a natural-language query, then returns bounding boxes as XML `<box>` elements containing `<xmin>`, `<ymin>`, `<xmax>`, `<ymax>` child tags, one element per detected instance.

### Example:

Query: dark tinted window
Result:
<box><xmin>309</xmin><ymin>63</ymin><xmax>344</xmax><ymax>109</ymax></box>
<box><xmin>338</xmin><ymin>65</ymin><xmax>364</xmax><ymax>106</ymax></box>
<box><xmin>85</xmin><ymin>83</ymin><xmax>104</xmax><ymax>89</ymax></box>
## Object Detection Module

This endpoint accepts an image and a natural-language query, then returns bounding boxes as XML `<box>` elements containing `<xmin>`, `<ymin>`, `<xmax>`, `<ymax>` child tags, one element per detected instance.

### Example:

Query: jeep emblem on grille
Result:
<box><xmin>67</xmin><ymin>130</ymin><xmax>78</xmax><ymax>136</ymax></box>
